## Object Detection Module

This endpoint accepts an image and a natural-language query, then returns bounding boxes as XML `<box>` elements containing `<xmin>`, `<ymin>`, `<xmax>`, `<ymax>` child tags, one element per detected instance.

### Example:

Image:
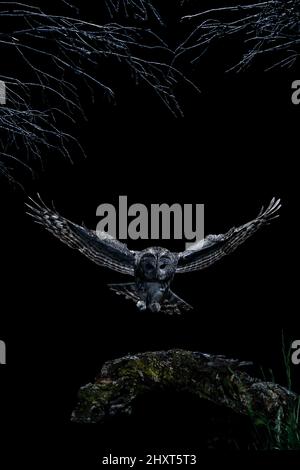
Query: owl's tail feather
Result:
<box><xmin>108</xmin><ymin>283</ymin><xmax>193</xmax><ymax>315</ymax></box>
<box><xmin>108</xmin><ymin>282</ymin><xmax>140</xmax><ymax>303</ymax></box>
<box><xmin>163</xmin><ymin>291</ymin><xmax>193</xmax><ymax>315</ymax></box>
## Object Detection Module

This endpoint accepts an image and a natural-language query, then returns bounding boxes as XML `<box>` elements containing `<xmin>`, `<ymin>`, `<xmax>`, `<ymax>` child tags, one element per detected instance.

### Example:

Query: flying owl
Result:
<box><xmin>26</xmin><ymin>197</ymin><xmax>281</xmax><ymax>315</ymax></box>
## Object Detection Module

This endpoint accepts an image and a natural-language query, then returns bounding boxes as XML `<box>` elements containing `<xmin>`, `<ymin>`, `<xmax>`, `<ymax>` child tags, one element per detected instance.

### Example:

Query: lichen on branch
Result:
<box><xmin>72</xmin><ymin>349</ymin><xmax>298</xmax><ymax>427</ymax></box>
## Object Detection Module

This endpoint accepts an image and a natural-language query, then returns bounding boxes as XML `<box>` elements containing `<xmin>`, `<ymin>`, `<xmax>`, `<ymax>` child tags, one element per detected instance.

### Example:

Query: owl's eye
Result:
<box><xmin>160</xmin><ymin>264</ymin><xmax>166</xmax><ymax>270</ymax></box>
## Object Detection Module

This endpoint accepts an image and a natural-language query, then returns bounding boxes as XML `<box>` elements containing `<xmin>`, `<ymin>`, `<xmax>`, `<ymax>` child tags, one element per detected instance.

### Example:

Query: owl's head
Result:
<box><xmin>136</xmin><ymin>247</ymin><xmax>177</xmax><ymax>282</ymax></box>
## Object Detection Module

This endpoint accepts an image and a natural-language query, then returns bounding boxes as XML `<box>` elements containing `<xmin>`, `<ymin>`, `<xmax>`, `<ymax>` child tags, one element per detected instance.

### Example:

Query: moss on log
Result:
<box><xmin>71</xmin><ymin>349</ymin><xmax>298</xmax><ymax>425</ymax></box>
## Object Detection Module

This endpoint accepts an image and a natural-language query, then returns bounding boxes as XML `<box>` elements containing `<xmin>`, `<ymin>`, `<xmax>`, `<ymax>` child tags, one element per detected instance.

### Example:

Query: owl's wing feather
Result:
<box><xmin>176</xmin><ymin>198</ymin><xmax>281</xmax><ymax>273</ymax></box>
<box><xmin>26</xmin><ymin>195</ymin><xmax>136</xmax><ymax>276</ymax></box>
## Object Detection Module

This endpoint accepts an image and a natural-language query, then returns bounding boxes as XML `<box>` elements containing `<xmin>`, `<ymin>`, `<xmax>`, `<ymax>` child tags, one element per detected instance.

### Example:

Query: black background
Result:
<box><xmin>0</xmin><ymin>0</ymin><xmax>299</xmax><ymax>466</ymax></box>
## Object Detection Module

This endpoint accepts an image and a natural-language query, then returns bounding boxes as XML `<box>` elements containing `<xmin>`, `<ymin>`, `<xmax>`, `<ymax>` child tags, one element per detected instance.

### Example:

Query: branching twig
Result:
<box><xmin>0</xmin><ymin>1</ymin><xmax>182</xmax><ymax>180</ymax></box>
<box><xmin>180</xmin><ymin>1</ymin><xmax>300</xmax><ymax>71</ymax></box>
<box><xmin>105</xmin><ymin>0</ymin><xmax>163</xmax><ymax>23</ymax></box>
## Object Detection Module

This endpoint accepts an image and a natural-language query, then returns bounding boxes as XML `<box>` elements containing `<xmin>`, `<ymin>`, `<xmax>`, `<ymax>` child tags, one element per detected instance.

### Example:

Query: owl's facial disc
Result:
<box><xmin>138</xmin><ymin>250</ymin><xmax>175</xmax><ymax>282</ymax></box>
<box><xmin>140</xmin><ymin>254</ymin><xmax>156</xmax><ymax>279</ymax></box>
<box><xmin>157</xmin><ymin>254</ymin><xmax>175</xmax><ymax>281</ymax></box>
<box><xmin>159</xmin><ymin>256</ymin><xmax>170</xmax><ymax>270</ymax></box>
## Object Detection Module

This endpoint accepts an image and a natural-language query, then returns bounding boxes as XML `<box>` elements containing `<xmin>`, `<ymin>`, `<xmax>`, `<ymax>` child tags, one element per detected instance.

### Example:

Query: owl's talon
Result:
<box><xmin>137</xmin><ymin>300</ymin><xmax>147</xmax><ymax>311</ymax></box>
<box><xmin>150</xmin><ymin>302</ymin><xmax>161</xmax><ymax>313</ymax></box>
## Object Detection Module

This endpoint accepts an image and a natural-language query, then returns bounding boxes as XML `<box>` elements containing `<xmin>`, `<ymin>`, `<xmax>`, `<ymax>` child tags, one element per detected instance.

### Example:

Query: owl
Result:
<box><xmin>26</xmin><ymin>197</ymin><xmax>281</xmax><ymax>315</ymax></box>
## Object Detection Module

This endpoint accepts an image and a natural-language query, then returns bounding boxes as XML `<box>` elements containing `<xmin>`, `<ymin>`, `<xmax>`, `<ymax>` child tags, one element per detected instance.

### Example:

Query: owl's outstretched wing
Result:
<box><xmin>26</xmin><ymin>195</ymin><xmax>136</xmax><ymax>276</ymax></box>
<box><xmin>176</xmin><ymin>198</ymin><xmax>281</xmax><ymax>274</ymax></box>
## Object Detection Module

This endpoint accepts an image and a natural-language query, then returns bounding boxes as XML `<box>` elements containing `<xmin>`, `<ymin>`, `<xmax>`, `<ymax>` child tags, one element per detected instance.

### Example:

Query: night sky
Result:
<box><xmin>0</xmin><ymin>0</ymin><xmax>299</xmax><ymax>465</ymax></box>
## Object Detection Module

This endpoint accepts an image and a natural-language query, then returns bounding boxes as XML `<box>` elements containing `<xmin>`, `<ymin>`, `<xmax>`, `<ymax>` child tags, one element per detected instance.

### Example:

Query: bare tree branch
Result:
<box><xmin>180</xmin><ymin>1</ymin><xmax>300</xmax><ymax>71</ymax></box>
<box><xmin>0</xmin><ymin>1</ymin><xmax>183</xmax><ymax>180</ymax></box>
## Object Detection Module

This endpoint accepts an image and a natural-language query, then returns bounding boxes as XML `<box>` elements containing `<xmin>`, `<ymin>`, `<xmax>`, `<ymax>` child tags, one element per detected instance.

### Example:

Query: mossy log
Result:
<box><xmin>71</xmin><ymin>349</ymin><xmax>297</xmax><ymax>424</ymax></box>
